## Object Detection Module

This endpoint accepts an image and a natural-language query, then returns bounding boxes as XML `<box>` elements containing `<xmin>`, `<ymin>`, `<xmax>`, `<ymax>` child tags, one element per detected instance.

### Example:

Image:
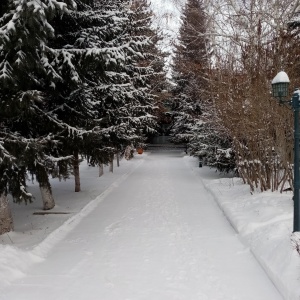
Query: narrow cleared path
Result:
<box><xmin>1</xmin><ymin>152</ymin><xmax>282</xmax><ymax>300</ymax></box>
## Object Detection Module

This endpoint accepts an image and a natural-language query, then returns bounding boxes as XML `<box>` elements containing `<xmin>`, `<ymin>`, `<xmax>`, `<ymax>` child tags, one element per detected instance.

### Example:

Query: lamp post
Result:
<box><xmin>272</xmin><ymin>71</ymin><xmax>300</xmax><ymax>232</ymax></box>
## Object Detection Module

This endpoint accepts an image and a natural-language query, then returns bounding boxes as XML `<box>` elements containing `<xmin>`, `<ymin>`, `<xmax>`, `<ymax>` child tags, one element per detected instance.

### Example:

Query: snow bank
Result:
<box><xmin>194</xmin><ymin>164</ymin><xmax>300</xmax><ymax>300</ymax></box>
<box><xmin>0</xmin><ymin>245</ymin><xmax>43</xmax><ymax>287</ymax></box>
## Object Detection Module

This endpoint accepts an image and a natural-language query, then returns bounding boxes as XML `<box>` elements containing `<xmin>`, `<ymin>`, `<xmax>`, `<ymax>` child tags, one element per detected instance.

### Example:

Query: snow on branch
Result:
<box><xmin>0</xmin><ymin>61</ymin><xmax>13</xmax><ymax>81</ymax></box>
<box><xmin>44</xmin><ymin>154</ymin><xmax>74</xmax><ymax>162</ymax></box>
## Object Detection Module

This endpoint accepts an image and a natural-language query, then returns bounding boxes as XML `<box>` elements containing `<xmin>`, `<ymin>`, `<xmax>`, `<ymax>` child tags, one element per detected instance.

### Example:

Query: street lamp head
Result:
<box><xmin>272</xmin><ymin>71</ymin><xmax>290</xmax><ymax>101</ymax></box>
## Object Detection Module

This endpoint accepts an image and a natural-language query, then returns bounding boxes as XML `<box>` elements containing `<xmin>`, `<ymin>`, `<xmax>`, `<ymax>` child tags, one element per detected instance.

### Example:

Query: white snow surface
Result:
<box><xmin>0</xmin><ymin>151</ymin><xmax>299</xmax><ymax>299</ymax></box>
<box><xmin>272</xmin><ymin>71</ymin><xmax>290</xmax><ymax>84</ymax></box>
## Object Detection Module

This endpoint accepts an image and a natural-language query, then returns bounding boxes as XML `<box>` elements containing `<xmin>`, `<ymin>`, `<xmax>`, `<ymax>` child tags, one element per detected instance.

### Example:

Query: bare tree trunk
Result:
<box><xmin>37</xmin><ymin>166</ymin><xmax>55</xmax><ymax>210</ymax></box>
<box><xmin>124</xmin><ymin>145</ymin><xmax>134</xmax><ymax>160</ymax></box>
<box><xmin>0</xmin><ymin>194</ymin><xmax>14</xmax><ymax>235</ymax></box>
<box><xmin>116</xmin><ymin>151</ymin><xmax>120</xmax><ymax>167</ymax></box>
<box><xmin>74</xmin><ymin>150</ymin><xmax>81</xmax><ymax>192</ymax></box>
<box><xmin>99</xmin><ymin>164</ymin><xmax>104</xmax><ymax>177</ymax></box>
<box><xmin>109</xmin><ymin>155</ymin><xmax>114</xmax><ymax>173</ymax></box>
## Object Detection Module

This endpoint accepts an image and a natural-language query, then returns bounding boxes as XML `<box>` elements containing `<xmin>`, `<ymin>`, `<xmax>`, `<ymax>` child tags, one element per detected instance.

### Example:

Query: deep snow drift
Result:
<box><xmin>0</xmin><ymin>151</ymin><xmax>299</xmax><ymax>299</ymax></box>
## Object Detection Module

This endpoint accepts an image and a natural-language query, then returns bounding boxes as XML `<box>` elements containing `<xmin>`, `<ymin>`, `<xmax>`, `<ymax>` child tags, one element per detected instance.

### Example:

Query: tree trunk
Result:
<box><xmin>0</xmin><ymin>194</ymin><xmax>14</xmax><ymax>235</ymax></box>
<box><xmin>40</xmin><ymin>185</ymin><xmax>55</xmax><ymax>210</ymax></box>
<box><xmin>116</xmin><ymin>151</ymin><xmax>120</xmax><ymax>167</ymax></box>
<box><xmin>39</xmin><ymin>178</ymin><xmax>55</xmax><ymax>211</ymax></box>
<box><xmin>74</xmin><ymin>150</ymin><xmax>81</xmax><ymax>192</ymax></box>
<box><xmin>99</xmin><ymin>164</ymin><xmax>104</xmax><ymax>177</ymax></box>
<box><xmin>109</xmin><ymin>155</ymin><xmax>114</xmax><ymax>173</ymax></box>
<box><xmin>36</xmin><ymin>164</ymin><xmax>55</xmax><ymax>210</ymax></box>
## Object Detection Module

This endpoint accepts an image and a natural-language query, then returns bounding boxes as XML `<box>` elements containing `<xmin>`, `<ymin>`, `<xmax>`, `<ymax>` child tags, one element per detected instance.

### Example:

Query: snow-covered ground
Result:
<box><xmin>0</xmin><ymin>151</ymin><xmax>299</xmax><ymax>299</ymax></box>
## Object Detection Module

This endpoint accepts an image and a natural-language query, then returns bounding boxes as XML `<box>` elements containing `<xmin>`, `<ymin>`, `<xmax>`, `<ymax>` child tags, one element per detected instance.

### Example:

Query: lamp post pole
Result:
<box><xmin>272</xmin><ymin>71</ymin><xmax>300</xmax><ymax>232</ymax></box>
<box><xmin>292</xmin><ymin>90</ymin><xmax>300</xmax><ymax>232</ymax></box>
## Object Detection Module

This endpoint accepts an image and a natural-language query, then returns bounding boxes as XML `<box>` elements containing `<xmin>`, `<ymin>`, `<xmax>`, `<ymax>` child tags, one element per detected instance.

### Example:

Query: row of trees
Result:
<box><xmin>2</xmin><ymin>0</ymin><xmax>299</xmax><ymax>234</ymax></box>
<box><xmin>170</xmin><ymin>0</ymin><xmax>300</xmax><ymax>191</ymax></box>
<box><xmin>0</xmin><ymin>0</ymin><xmax>167</xmax><ymax>234</ymax></box>
<box><xmin>170</xmin><ymin>0</ymin><xmax>235</xmax><ymax>172</ymax></box>
<box><xmin>209</xmin><ymin>0</ymin><xmax>300</xmax><ymax>192</ymax></box>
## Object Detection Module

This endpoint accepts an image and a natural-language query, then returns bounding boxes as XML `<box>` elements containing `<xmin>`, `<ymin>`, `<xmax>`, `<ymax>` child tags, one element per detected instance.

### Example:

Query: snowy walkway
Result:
<box><xmin>1</xmin><ymin>152</ymin><xmax>282</xmax><ymax>300</ymax></box>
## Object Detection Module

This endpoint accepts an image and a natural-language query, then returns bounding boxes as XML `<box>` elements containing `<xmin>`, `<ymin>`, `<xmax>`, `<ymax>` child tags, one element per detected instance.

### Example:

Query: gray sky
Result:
<box><xmin>150</xmin><ymin>0</ymin><xmax>185</xmax><ymax>74</ymax></box>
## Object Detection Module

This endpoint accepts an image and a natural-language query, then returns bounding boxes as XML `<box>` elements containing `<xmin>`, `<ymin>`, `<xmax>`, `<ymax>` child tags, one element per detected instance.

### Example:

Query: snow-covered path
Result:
<box><xmin>1</xmin><ymin>152</ymin><xmax>282</xmax><ymax>300</ymax></box>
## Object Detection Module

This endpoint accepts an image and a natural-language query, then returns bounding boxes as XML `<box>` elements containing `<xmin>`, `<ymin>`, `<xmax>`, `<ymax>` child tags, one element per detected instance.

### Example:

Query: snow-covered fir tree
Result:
<box><xmin>94</xmin><ymin>0</ymin><xmax>158</xmax><ymax>152</ymax></box>
<box><xmin>0</xmin><ymin>0</ymin><xmax>78</xmax><ymax>233</ymax></box>
<box><xmin>37</xmin><ymin>0</ymin><xmax>159</xmax><ymax>187</ymax></box>
<box><xmin>130</xmin><ymin>0</ymin><xmax>169</xmax><ymax>138</ymax></box>
<box><xmin>170</xmin><ymin>0</ymin><xmax>208</xmax><ymax>143</ymax></box>
<box><xmin>0</xmin><ymin>0</ymin><xmax>162</xmax><ymax>234</ymax></box>
<box><xmin>170</xmin><ymin>0</ymin><xmax>235</xmax><ymax>172</ymax></box>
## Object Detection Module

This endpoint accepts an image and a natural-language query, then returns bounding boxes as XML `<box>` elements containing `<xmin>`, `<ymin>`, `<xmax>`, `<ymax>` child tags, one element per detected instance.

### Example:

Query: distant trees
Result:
<box><xmin>170</xmin><ymin>0</ymin><xmax>234</xmax><ymax>171</ymax></box>
<box><xmin>130</xmin><ymin>0</ymin><xmax>169</xmax><ymax>138</ymax></box>
<box><xmin>0</xmin><ymin>0</ymin><xmax>164</xmax><ymax>234</ymax></box>
<box><xmin>171</xmin><ymin>0</ymin><xmax>206</xmax><ymax>144</ymax></box>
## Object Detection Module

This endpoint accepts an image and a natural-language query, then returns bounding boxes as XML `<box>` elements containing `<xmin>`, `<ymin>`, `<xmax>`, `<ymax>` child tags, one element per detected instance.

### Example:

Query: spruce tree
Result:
<box><xmin>170</xmin><ymin>0</ymin><xmax>207</xmax><ymax>144</ymax></box>
<box><xmin>170</xmin><ymin>0</ymin><xmax>235</xmax><ymax>171</ymax></box>
<box><xmin>0</xmin><ymin>0</ymin><xmax>162</xmax><ymax>234</ymax></box>
<box><xmin>0</xmin><ymin>0</ymin><xmax>76</xmax><ymax>233</ymax></box>
<box><xmin>130</xmin><ymin>0</ymin><xmax>169</xmax><ymax>139</ymax></box>
<box><xmin>47</xmin><ymin>0</ymin><xmax>159</xmax><ymax>178</ymax></box>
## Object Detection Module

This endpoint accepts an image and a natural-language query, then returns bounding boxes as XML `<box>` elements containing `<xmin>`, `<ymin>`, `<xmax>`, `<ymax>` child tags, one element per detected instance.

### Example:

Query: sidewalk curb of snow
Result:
<box><xmin>192</xmin><ymin>167</ymin><xmax>300</xmax><ymax>300</ymax></box>
<box><xmin>31</xmin><ymin>159</ymin><xmax>145</xmax><ymax>259</ymax></box>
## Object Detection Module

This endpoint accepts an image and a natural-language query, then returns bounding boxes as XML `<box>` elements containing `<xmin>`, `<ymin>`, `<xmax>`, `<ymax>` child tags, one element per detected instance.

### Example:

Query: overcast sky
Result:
<box><xmin>150</xmin><ymin>0</ymin><xmax>184</xmax><ymax>45</ymax></box>
<box><xmin>150</xmin><ymin>0</ymin><xmax>185</xmax><ymax>73</ymax></box>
